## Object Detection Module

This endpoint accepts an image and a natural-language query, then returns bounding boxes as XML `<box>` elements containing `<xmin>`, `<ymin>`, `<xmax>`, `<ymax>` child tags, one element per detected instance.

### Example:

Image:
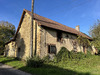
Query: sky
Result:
<box><xmin>0</xmin><ymin>0</ymin><xmax>100</xmax><ymax>36</ymax></box>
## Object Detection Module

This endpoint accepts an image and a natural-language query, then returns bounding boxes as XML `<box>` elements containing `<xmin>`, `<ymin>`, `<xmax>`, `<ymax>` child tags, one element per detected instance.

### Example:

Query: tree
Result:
<box><xmin>76</xmin><ymin>36</ymin><xmax>91</xmax><ymax>54</ymax></box>
<box><xmin>89</xmin><ymin>20</ymin><xmax>100</xmax><ymax>48</ymax></box>
<box><xmin>0</xmin><ymin>21</ymin><xmax>16</xmax><ymax>54</ymax></box>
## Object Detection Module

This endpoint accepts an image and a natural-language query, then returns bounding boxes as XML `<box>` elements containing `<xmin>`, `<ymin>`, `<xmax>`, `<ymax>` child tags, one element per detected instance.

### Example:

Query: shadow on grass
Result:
<box><xmin>0</xmin><ymin>56</ymin><xmax>6</xmax><ymax>58</ymax></box>
<box><xmin>19</xmin><ymin>63</ymin><xmax>91</xmax><ymax>75</ymax></box>
<box><xmin>0</xmin><ymin>57</ymin><xmax>18</xmax><ymax>64</ymax></box>
<box><xmin>0</xmin><ymin>57</ymin><xmax>91</xmax><ymax>75</ymax></box>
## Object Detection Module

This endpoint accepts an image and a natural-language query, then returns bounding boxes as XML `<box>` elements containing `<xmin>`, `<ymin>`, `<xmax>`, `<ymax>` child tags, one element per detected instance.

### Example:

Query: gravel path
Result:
<box><xmin>0</xmin><ymin>63</ymin><xmax>32</xmax><ymax>75</ymax></box>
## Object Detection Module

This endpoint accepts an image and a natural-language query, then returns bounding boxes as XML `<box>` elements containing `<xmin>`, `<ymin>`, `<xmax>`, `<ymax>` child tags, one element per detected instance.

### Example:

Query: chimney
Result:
<box><xmin>75</xmin><ymin>25</ymin><xmax>80</xmax><ymax>31</ymax></box>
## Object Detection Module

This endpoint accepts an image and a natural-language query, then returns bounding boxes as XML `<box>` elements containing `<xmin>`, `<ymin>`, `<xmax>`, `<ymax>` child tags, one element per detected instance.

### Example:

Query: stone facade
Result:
<box><xmin>15</xmin><ymin>12</ymin><xmax>31</xmax><ymax>59</ymax></box>
<box><xmin>5</xmin><ymin>12</ymin><xmax>41</xmax><ymax>60</ymax></box>
<box><xmin>5</xmin><ymin>41</ymin><xmax>15</xmax><ymax>57</ymax></box>
<box><xmin>5</xmin><ymin>10</ymin><xmax>97</xmax><ymax>60</ymax></box>
<box><xmin>14</xmin><ymin>13</ymin><xmax>41</xmax><ymax>59</ymax></box>
<box><xmin>40</xmin><ymin>27</ymin><xmax>84</xmax><ymax>58</ymax></box>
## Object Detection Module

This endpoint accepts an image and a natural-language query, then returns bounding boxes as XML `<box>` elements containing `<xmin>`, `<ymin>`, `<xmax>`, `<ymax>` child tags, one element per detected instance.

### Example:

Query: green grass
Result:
<box><xmin>0</xmin><ymin>55</ymin><xmax>100</xmax><ymax>75</ymax></box>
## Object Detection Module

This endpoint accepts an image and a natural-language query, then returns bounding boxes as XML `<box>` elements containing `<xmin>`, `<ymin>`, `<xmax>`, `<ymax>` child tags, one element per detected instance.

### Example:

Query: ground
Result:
<box><xmin>0</xmin><ymin>55</ymin><xmax>100</xmax><ymax>75</ymax></box>
<box><xmin>0</xmin><ymin>63</ymin><xmax>31</xmax><ymax>75</ymax></box>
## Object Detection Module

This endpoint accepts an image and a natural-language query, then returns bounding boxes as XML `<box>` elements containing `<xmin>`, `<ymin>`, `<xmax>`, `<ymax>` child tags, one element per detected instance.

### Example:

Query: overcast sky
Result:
<box><xmin>0</xmin><ymin>0</ymin><xmax>100</xmax><ymax>35</ymax></box>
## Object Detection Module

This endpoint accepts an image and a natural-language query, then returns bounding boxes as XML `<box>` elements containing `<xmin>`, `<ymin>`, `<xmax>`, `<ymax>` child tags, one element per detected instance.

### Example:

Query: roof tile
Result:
<box><xmin>24</xmin><ymin>9</ymin><xmax>91</xmax><ymax>40</ymax></box>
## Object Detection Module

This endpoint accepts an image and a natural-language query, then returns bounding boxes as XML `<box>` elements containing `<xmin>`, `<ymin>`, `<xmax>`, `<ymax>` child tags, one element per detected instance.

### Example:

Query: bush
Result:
<box><xmin>76</xmin><ymin>52</ymin><xmax>85</xmax><ymax>59</ymax></box>
<box><xmin>43</xmin><ymin>55</ymin><xmax>50</xmax><ymax>63</ymax></box>
<box><xmin>0</xmin><ymin>50</ymin><xmax>4</xmax><ymax>55</ymax></box>
<box><xmin>55</xmin><ymin>47</ymin><xmax>87</xmax><ymax>62</ymax></box>
<box><xmin>70</xmin><ymin>51</ymin><xmax>85</xmax><ymax>60</ymax></box>
<box><xmin>85</xmin><ymin>50</ymin><xmax>92</xmax><ymax>58</ymax></box>
<box><xmin>96</xmin><ymin>47</ymin><xmax>100</xmax><ymax>55</ymax></box>
<box><xmin>26</xmin><ymin>56</ymin><xmax>44</xmax><ymax>68</ymax></box>
<box><xmin>55</xmin><ymin>47</ymin><xmax>70</xmax><ymax>62</ymax></box>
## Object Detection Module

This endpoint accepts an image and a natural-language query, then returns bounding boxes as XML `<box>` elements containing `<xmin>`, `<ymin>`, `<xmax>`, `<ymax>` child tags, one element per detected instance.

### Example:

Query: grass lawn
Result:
<box><xmin>0</xmin><ymin>55</ymin><xmax>100</xmax><ymax>75</ymax></box>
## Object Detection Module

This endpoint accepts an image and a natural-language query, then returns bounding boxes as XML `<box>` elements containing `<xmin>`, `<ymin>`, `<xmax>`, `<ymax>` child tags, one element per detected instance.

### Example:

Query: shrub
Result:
<box><xmin>85</xmin><ymin>50</ymin><xmax>92</xmax><ymax>58</ymax></box>
<box><xmin>55</xmin><ymin>47</ymin><xmax>70</xmax><ymax>62</ymax></box>
<box><xmin>96</xmin><ymin>47</ymin><xmax>100</xmax><ymax>55</ymax></box>
<box><xmin>70</xmin><ymin>51</ymin><xmax>85</xmax><ymax>59</ymax></box>
<box><xmin>0</xmin><ymin>50</ymin><xmax>4</xmax><ymax>55</ymax></box>
<box><xmin>43</xmin><ymin>55</ymin><xmax>50</xmax><ymax>63</ymax></box>
<box><xmin>76</xmin><ymin>52</ymin><xmax>85</xmax><ymax>59</ymax></box>
<box><xmin>26</xmin><ymin>56</ymin><xmax>44</xmax><ymax>68</ymax></box>
<box><xmin>55</xmin><ymin>47</ymin><xmax>87</xmax><ymax>62</ymax></box>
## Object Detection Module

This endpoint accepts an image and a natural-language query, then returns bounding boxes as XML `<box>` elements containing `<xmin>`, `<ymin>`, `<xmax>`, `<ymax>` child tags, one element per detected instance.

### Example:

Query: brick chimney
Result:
<box><xmin>75</xmin><ymin>25</ymin><xmax>80</xmax><ymax>31</ymax></box>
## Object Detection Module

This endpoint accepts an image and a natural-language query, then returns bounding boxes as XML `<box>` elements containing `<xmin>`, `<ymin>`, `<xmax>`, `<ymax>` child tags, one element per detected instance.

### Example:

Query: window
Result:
<box><xmin>48</xmin><ymin>45</ymin><xmax>56</xmax><ymax>54</ymax></box>
<box><xmin>66</xmin><ymin>34</ymin><xmax>69</xmax><ymax>38</ymax></box>
<box><xmin>72</xmin><ymin>41</ymin><xmax>77</xmax><ymax>51</ymax></box>
<box><xmin>57</xmin><ymin>31</ymin><xmax>62</xmax><ymax>42</ymax></box>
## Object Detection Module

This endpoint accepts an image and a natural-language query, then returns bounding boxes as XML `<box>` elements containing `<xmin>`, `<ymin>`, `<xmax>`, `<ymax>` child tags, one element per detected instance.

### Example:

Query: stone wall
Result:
<box><xmin>40</xmin><ymin>27</ymin><xmax>84</xmax><ymax>58</ymax></box>
<box><xmin>14</xmin><ymin>13</ymin><xmax>41</xmax><ymax>60</ymax></box>
<box><xmin>5</xmin><ymin>41</ymin><xmax>15</xmax><ymax>57</ymax></box>
<box><xmin>5</xmin><ymin>12</ymin><xmax>41</xmax><ymax>59</ymax></box>
<box><xmin>15</xmin><ymin>12</ymin><xmax>31</xmax><ymax>59</ymax></box>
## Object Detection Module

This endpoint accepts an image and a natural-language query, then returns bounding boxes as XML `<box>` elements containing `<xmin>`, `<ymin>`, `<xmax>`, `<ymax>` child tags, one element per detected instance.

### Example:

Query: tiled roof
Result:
<box><xmin>5</xmin><ymin>9</ymin><xmax>92</xmax><ymax>45</ymax></box>
<box><xmin>24</xmin><ymin>9</ymin><xmax>91</xmax><ymax>40</ymax></box>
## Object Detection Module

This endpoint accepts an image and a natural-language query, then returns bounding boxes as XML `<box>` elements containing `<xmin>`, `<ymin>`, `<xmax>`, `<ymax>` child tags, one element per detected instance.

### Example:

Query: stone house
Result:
<box><xmin>5</xmin><ymin>9</ymin><xmax>96</xmax><ymax>60</ymax></box>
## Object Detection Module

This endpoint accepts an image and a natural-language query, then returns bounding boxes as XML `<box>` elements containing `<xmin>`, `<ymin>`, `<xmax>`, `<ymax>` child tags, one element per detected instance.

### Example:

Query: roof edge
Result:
<box><xmin>5</xmin><ymin>9</ymin><xmax>27</xmax><ymax>45</ymax></box>
<box><xmin>5</xmin><ymin>9</ymin><xmax>92</xmax><ymax>45</ymax></box>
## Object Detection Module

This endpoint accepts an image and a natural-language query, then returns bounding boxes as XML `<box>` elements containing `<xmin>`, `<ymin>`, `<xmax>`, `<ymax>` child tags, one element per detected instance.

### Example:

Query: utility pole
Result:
<box><xmin>30</xmin><ymin>0</ymin><xmax>34</xmax><ymax>58</ymax></box>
